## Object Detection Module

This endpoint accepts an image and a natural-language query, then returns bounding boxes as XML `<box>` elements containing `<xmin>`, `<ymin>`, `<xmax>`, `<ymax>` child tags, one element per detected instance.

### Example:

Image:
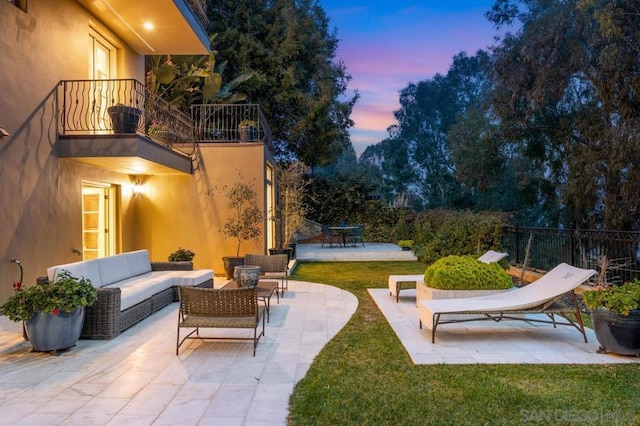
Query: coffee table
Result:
<box><xmin>222</xmin><ymin>280</ymin><xmax>278</xmax><ymax>322</ymax></box>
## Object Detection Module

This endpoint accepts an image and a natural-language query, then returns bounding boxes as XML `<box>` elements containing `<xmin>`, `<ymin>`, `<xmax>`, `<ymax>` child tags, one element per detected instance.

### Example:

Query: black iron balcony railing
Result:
<box><xmin>58</xmin><ymin>79</ymin><xmax>195</xmax><ymax>156</ymax></box>
<box><xmin>186</xmin><ymin>0</ymin><xmax>209</xmax><ymax>31</ymax></box>
<box><xmin>502</xmin><ymin>226</ymin><xmax>640</xmax><ymax>283</ymax></box>
<box><xmin>191</xmin><ymin>104</ymin><xmax>274</xmax><ymax>151</ymax></box>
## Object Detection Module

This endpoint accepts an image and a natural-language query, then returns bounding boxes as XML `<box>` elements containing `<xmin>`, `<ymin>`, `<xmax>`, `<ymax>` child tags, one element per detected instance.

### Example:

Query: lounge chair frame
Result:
<box><xmin>177</xmin><ymin>286</ymin><xmax>265</xmax><ymax>356</ymax></box>
<box><xmin>418</xmin><ymin>263</ymin><xmax>596</xmax><ymax>343</ymax></box>
<box><xmin>422</xmin><ymin>291</ymin><xmax>588</xmax><ymax>343</ymax></box>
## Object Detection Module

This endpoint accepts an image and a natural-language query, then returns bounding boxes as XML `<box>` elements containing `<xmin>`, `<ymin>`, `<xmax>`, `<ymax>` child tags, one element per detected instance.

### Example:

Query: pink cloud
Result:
<box><xmin>328</xmin><ymin>9</ymin><xmax>498</xmax><ymax>156</ymax></box>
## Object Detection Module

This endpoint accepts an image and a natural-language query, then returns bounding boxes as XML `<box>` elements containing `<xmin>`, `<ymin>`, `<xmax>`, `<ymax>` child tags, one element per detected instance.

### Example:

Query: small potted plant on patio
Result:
<box><xmin>168</xmin><ymin>247</ymin><xmax>195</xmax><ymax>262</ymax></box>
<box><xmin>1</xmin><ymin>270</ymin><xmax>97</xmax><ymax>355</ymax></box>
<box><xmin>220</xmin><ymin>174</ymin><xmax>264</xmax><ymax>278</ymax></box>
<box><xmin>582</xmin><ymin>279</ymin><xmax>640</xmax><ymax>355</ymax></box>
<box><xmin>398</xmin><ymin>240</ymin><xmax>414</xmax><ymax>251</ymax></box>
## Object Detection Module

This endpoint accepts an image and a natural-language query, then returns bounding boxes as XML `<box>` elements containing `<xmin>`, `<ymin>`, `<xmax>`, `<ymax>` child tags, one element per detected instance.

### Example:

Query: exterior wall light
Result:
<box><xmin>0</xmin><ymin>127</ymin><xmax>10</xmax><ymax>139</ymax></box>
<box><xmin>132</xmin><ymin>182</ymin><xmax>146</xmax><ymax>196</ymax></box>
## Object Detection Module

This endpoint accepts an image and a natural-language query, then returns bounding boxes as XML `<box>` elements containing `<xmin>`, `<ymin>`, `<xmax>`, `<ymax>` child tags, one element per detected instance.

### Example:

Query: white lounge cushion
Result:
<box><xmin>47</xmin><ymin>259</ymin><xmax>103</xmax><ymax>288</ymax></box>
<box><xmin>420</xmin><ymin>263</ymin><xmax>596</xmax><ymax>316</ymax></box>
<box><xmin>99</xmin><ymin>253</ymin><xmax>133</xmax><ymax>286</ymax></box>
<box><xmin>477</xmin><ymin>250</ymin><xmax>509</xmax><ymax>264</ymax></box>
<box><xmin>126</xmin><ymin>250</ymin><xmax>152</xmax><ymax>276</ymax></box>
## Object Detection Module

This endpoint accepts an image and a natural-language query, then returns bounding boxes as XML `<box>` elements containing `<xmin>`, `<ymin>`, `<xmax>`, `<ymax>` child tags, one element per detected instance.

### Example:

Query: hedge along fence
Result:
<box><xmin>412</xmin><ymin>209</ymin><xmax>509</xmax><ymax>265</ymax></box>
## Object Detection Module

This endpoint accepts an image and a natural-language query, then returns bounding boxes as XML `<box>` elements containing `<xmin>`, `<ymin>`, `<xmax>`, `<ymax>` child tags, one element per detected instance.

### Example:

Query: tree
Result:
<box><xmin>146</xmin><ymin>35</ymin><xmax>251</xmax><ymax>112</ymax></box>
<box><xmin>487</xmin><ymin>0</ymin><xmax>640</xmax><ymax>230</ymax></box>
<box><xmin>220</xmin><ymin>174</ymin><xmax>264</xmax><ymax>257</ymax></box>
<box><xmin>366</xmin><ymin>51</ymin><xmax>493</xmax><ymax>210</ymax></box>
<box><xmin>206</xmin><ymin>0</ymin><xmax>358</xmax><ymax>165</ymax></box>
<box><xmin>274</xmin><ymin>161</ymin><xmax>308</xmax><ymax>247</ymax></box>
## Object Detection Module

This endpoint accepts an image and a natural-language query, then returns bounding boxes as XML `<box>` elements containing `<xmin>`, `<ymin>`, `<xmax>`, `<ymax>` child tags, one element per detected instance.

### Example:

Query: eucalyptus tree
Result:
<box><xmin>206</xmin><ymin>0</ymin><xmax>358</xmax><ymax>166</ymax></box>
<box><xmin>378</xmin><ymin>51</ymin><xmax>493</xmax><ymax>209</ymax></box>
<box><xmin>487</xmin><ymin>0</ymin><xmax>640</xmax><ymax>230</ymax></box>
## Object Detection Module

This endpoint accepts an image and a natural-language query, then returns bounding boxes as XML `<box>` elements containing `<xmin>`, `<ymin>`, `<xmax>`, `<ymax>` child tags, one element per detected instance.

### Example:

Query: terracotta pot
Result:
<box><xmin>222</xmin><ymin>256</ymin><xmax>244</xmax><ymax>279</ymax></box>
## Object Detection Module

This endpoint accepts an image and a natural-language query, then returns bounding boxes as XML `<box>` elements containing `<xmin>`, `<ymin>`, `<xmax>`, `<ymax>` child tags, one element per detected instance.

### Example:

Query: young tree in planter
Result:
<box><xmin>221</xmin><ymin>174</ymin><xmax>264</xmax><ymax>257</ymax></box>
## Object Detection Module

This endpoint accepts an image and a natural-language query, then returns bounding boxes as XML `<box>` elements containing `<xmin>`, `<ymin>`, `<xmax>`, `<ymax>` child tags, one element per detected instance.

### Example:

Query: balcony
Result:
<box><xmin>57</xmin><ymin>80</ymin><xmax>275</xmax><ymax>175</ymax></box>
<box><xmin>192</xmin><ymin>104</ymin><xmax>274</xmax><ymax>152</ymax></box>
<box><xmin>57</xmin><ymin>79</ymin><xmax>195</xmax><ymax>175</ymax></box>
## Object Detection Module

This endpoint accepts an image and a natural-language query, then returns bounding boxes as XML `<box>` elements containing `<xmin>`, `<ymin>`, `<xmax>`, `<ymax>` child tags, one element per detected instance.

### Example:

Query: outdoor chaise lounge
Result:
<box><xmin>388</xmin><ymin>250</ymin><xmax>509</xmax><ymax>302</ymax></box>
<box><xmin>418</xmin><ymin>262</ymin><xmax>597</xmax><ymax>343</ymax></box>
<box><xmin>177</xmin><ymin>286</ymin><xmax>265</xmax><ymax>356</ymax></box>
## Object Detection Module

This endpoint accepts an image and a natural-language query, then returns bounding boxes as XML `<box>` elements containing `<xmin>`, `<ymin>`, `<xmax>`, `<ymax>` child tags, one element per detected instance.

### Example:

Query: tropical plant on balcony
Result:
<box><xmin>146</xmin><ymin>34</ymin><xmax>251</xmax><ymax>113</ymax></box>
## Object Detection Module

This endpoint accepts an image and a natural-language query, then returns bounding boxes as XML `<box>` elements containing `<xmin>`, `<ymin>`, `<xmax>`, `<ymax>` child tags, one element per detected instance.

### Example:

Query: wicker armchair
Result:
<box><xmin>177</xmin><ymin>286</ymin><xmax>265</xmax><ymax>355</ymax></box>
<box><xmin>244</xmin><ymin>253</ymin><xmax>289</xmax><ymax>296</ymax></box>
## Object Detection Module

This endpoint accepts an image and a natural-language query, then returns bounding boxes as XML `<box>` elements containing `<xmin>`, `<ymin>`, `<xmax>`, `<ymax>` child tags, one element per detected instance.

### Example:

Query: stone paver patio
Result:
<box><xmin>370</xmin><ymin>287</ymin><xmax>640</xmax><ymax>365</ymax></box>
<box><xmin>0</xmin><ymin>280</ymin><xmax>357</xmax><ymax>426</ymax></box>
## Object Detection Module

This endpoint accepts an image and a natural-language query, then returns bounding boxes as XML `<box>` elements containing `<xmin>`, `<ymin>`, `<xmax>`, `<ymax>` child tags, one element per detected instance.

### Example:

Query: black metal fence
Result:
<box><xmin>502</xmin><ymin>226</ymin><xmax>640</xmax><ymax>283</ymax></box>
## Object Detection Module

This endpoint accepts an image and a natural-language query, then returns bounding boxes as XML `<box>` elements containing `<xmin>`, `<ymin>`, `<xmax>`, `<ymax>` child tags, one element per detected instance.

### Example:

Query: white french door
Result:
<box><xmin>82</xmin><ymin>183</ymin><xmax>116</xmax><ymax>260</ymax></box>
<box><xmin>89</xmin><ymin>31</ymin><xmax>116</xmax><ymax>133</ymax></box>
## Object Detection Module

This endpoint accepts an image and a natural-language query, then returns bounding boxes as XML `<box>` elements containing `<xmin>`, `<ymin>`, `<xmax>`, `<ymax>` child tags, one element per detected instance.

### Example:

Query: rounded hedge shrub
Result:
<box><xmin>424</xmin><ymin>255</ymin><xmax>513</xmax><ymax>290</ymax></box>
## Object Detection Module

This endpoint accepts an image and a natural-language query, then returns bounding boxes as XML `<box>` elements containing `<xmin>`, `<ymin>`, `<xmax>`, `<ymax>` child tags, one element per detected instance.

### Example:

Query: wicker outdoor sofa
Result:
<box><xmin>45</xmin><ymin>250</ymin><xmax>213</xmax><ymax>340</ymax></box>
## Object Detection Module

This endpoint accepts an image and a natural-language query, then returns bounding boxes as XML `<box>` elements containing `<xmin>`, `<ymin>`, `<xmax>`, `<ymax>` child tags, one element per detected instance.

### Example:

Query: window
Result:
<box><xmin>7</xmin><ymin>0</ymin><xmax>27</xmax><ymax>12</ymax></box>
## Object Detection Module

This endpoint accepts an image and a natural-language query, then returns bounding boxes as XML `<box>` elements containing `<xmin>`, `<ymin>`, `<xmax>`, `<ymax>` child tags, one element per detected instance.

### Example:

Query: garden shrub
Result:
<box><xmin>412</xmin><ymin>209</ymin><xmax>508</xmax><ymax>264</ymax></box>
<box><xmin>423</xmin><ymin>255</ymin><xmax>513</xmax><ymax>290</ymax></box>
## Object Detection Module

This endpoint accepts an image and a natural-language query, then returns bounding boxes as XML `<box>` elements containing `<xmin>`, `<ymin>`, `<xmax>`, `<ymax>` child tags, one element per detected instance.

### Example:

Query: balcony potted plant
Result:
<box><xmin>220</xmin><ymin>174</ymin><xmax>264</xmax><ymax>278</ymax></box>
<box><xmin>238</xmin><ymin>119</ymin><xmax>258</xmax><ymax>142</ymax></box>
<box><xmin>107</xmin><ymin>104</ymin><xmax>142</xmax><ymax>133</ymax></box>
<box><xmin>582</xmin><ymin>280</ymin><xmax>640</xmax><ymax>355</ymax></box>
<box><xmin>148</xmin><ymin>120</ymin><xmax>176</xmax><ymax>145</ymax></box>
<box><xmin>1</xmin><ymin>270</ymin><xmax>97</xmax><ymax>355</ymax></box>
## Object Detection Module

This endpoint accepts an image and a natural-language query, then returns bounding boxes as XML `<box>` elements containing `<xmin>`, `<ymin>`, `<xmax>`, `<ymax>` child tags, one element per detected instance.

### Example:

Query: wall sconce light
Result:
<box><xmin>0</xmin><ymin>127</ymin><xmax>10</xmax><ymax>139</ymax></box>
<box><xmin>132</xmin><ymin>181</ymin><xmax>146</xmax><ymax>196</ymax></box>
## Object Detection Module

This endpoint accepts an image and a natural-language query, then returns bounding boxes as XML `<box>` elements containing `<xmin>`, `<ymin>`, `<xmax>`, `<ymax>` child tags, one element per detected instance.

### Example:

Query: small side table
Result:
<box><xmin>222</xmin><ymin>280</ymin><xmax>278</xmax><ymax>322</ymax></box>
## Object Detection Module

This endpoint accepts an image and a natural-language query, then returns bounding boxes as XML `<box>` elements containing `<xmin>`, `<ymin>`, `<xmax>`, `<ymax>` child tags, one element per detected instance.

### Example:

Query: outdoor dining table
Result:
<box><xmin>329</xmin><ymin>226</ymin><xmax>358</xmax><ymax>247</ymax></box>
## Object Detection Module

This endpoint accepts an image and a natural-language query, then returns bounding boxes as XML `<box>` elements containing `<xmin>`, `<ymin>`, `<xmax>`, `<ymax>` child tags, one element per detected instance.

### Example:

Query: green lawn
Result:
<box><xmin>288</xmin><ymin>261</ymin><xmax>640</xmax><ymax>425</ymax></box>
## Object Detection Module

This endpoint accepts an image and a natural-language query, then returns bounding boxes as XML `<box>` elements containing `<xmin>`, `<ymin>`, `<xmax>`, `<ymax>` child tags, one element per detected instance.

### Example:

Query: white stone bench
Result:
<box><xmin>388</xmin><ymin>274</ymin><xmax>424</xmax><ymax>303</ymax></box>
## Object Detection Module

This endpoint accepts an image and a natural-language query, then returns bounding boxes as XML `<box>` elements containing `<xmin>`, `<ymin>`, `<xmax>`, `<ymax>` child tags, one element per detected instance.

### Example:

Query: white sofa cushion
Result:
<box><xmin>126</xmin><ymin>250</ymin><xmax>152</xmax><ymax>276</ymax></box>
<box><xmin>47</xmin><ymin>259</ymin><xmax>103</xmax><ymax>288</ymax></box>
<box><xmin>99</xmin><ymin>254</ymin><xmax>133</xmax><ymax>286</ymax></box>
<box><xmin>166</xmin><ymin>269</ymin><xmax>214</xmax><ymax>287</ymax></box>
<box><xmin>106</xmin><ymin>274</ymin><xmax>174</xmax><ymax>311</ymax></box>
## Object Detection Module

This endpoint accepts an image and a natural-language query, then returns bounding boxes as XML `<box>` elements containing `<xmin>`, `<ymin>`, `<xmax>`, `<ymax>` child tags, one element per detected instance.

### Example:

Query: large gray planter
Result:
<box><xmin>591</xmin><ymin>308</ymin><xmax>640</xmax><ymax>356</ymax></box>
<box><xmin>25</xmin><ymin>307</ymin><xmax>85</xmax><ymax>355</ymax></box>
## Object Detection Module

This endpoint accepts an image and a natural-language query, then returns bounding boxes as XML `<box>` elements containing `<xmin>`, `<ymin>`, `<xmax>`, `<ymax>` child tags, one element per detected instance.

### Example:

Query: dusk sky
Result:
<box><xmin>319</xmin><ymin>1</ymin><xmax>501</xmax><ymax>156</ymax></box>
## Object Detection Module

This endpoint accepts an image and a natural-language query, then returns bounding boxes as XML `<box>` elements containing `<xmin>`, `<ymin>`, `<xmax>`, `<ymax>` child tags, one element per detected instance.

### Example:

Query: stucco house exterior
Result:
<box><xmin>1</xmin><ymin>0</ymin><xmax>278</xmax><ymax>304</ymax></box>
